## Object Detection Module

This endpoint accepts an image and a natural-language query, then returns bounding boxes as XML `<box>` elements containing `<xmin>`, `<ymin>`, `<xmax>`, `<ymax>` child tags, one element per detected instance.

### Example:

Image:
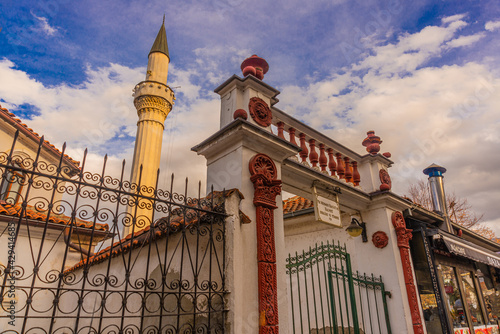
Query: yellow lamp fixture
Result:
<box><xmin>346</xmin><ymin>217</ymin><xmax>367</xmax><ymax>242</ymax></box>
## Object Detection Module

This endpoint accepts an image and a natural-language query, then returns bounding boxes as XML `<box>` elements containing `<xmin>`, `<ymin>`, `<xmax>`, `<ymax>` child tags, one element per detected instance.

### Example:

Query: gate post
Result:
<box><xmin>249</xmin><ymin>154</ymin><xmax>282</xmax><ymax>334</ymax></box>
<box><xmin>193</xmin><ymin>66</ymin><xmax>299</xmax><ymax>333</ymax></box>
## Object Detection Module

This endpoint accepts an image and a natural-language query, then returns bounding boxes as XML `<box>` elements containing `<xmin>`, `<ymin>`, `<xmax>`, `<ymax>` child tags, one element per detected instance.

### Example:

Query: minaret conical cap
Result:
<box><xmin>149</xmin><ymin>16</ymin><xmax>169</xmax><ymax>58</ymax></box>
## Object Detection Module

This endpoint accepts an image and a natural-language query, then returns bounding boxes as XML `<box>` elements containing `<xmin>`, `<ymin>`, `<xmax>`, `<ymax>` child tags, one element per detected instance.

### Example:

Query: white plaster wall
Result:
<box><xmin>353</xmin><ymin>207</ymin><xmax>423</xmax><ymax>334</ymax></box>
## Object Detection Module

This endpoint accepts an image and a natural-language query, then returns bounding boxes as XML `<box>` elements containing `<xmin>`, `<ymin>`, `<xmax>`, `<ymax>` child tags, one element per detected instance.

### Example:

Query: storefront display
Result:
<box><xmin>407</xmin><ymin>216</ymin><xmax>500</xmax><ymax>334</ymax></box>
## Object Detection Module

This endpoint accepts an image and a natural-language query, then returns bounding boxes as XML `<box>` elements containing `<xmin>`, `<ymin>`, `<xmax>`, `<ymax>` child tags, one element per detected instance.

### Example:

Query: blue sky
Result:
<box><xmin>1</xmin><ymin>0</ymin><xmax>500</xmax><ymax>233</ymax></box>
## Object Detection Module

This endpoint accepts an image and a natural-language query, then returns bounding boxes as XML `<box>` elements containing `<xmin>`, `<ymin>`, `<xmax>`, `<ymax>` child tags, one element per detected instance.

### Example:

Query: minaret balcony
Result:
<box><xmin>133</xmin><ymin>80</ymin><xmax>175</xmax><ymax>107</ymax></box>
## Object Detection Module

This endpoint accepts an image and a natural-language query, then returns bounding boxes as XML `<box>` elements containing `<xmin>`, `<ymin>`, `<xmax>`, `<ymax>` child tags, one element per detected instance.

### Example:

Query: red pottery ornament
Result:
<box><xmin>233</xmin><ymin>109</ymin><xmax>248</xmax><ymax>120</ymax></box>
<box><xmin>242</xmin><ymin>66</ymin><xmax>256</xmax><ymax>77</ymax></box>
<box><xmin>241</xmin><ymin>55</ymin><xmax>269</xmax><ymax>80</ymax></box>
<box><xmin>362</xmin><ymin>131</ymin><xmax>382</xmax><ymax>155</ymax></box>
<box><xmin>379</xmin><ymin>169</ymin><xmax>392</xmax><ymax>191</ymax></box>
<box><xmin>372</xmin><ymin>231</ymin><xmax>389</xmax><ymax>248</ymax></box>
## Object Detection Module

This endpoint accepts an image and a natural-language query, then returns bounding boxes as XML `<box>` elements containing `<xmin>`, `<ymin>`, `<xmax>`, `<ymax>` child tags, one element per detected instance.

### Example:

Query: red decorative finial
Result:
<box><xmin>241</xmin><ymin>55</ymin><xmax>269</xmax><ymax>80</ymax></box>
<box><xmin>233</xmin><ymin>109</ymin><xmax>248</xmax><ymax>120</ymax></box>
<box><xmin>362</xmin><ymin>131</ymin><xmax>382</xmax><ymax>155</ymax></box>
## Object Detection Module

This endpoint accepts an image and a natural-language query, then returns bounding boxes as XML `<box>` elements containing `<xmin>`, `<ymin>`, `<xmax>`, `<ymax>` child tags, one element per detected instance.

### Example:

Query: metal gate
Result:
<box><xmin>0</xmin><ymin>131</ymin><xmax>227</xmax><ymax>333</ymax></box>
<box><xmin>286</xmin><ymin>241</ymin><xmax>391</xmax><ymax>334</ymax></box>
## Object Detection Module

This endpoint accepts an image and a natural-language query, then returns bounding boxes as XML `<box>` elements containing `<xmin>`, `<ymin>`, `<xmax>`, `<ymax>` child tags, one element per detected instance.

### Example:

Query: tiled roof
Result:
<box><xmin>65</xmin><ymin>189</ymin><xmax>243</xmax><ymax>273</ymax></box>
<box><xmin>0</xmin><ymin>104</ymin><xmax>80</xmax><ymax>169</ymax></box>
<box><xmin>0</xmin><ymin>200</ymin><xmax>109</xmax><ymax>231</ymax></box>
<box><xmin>283</xmin><ymin>195</ymin><xmax>314</xmax><ymax>215</ymax></box>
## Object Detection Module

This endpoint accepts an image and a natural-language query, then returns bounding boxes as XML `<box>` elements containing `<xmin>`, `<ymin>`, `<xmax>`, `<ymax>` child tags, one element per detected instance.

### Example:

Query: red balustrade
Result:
<box><xmin>277</xmin><ymin>122</ymin><xmax>285</xmax><ymax>140</ymax></box>
<box><xmin>288</xmin><ymin>127</ymin><xmax>298</xmax><ymax>146</ymax></box>
<box><xmin>272</xmin><ymin>120</ymin><xmax>364</xmax><ymax>187</ymax></box>
<box><xmin>352</xmin><ymin>161</ymin><xmax>360</xmax><ymax>186</ymax></box>
<box><xmin>336</xmin><ymin>153</ymin><xmax>345</xmax><ymax>180</ymax></box>
<box><xmin>319</xmin><ymin>144</ymin><xmax>327</xmax><ymax>173</ymax></box>
<box><xmin>308</xmin><ymin>139</ymin><xmax>319</xmax><ymax>168</ymax></box>
<box><xmin>344</xmin><ymin>157</ymin><xmax>352</xmax><ymax>183</ymax></box>
<box><xmin>327</xmin><ymin>148</ymin><xmax>337</xmax><ymax>177</ymax></box>
<box><xmin>299</xmin><ymin>133</ymin><xmax>309</xmax><ymax>164</ymax></box>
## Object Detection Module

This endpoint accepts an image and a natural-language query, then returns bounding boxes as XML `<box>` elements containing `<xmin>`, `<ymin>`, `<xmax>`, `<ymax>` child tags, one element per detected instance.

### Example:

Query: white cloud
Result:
<box><xmin>442</xmin><ymin>14</ymin><xmax>467</xmax><ymax>24</ymax></box>
<box><xmin>0</xmin><ymin>15</ymin><xmax>499</xmax><ymax>227</ymax></box>
<box><xmin>446</xmin><ymin>33</ymin><xmax>485</xmax><ymax>48</ymax></box>
<box><xmin>0</xmin><ymin>57</ymin><xmax>225</xmax><ymax>195</ymax></box>
<box><xmin>278</xmin><ymin>20</ymin><xmax>500</xmax><ymax>226</ymax></box>
<box><xmin>0</xmin><ymin>58</ymin><xmax>143</xmax><ymax>155</ymax></box>
<box><xmin>31</xmin><ymin>12</ymin><xmax>58</xmax><ymax>36</ymax></box>
<box><xmin>485</xmin><ymin>20</ymin><xmax>500</xmax><ymax>32</ymax></box>
<box><xmin>352</xmin><ymin>20</ymin><xmax>468</xmax><ymax>75</ymax></box>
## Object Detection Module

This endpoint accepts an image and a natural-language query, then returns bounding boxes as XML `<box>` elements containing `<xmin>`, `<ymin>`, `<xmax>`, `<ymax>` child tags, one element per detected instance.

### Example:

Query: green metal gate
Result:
<box><xmin>286</xmin><ymin>241</ymin><xmax>391</xmax><ymax>334</ymax></box>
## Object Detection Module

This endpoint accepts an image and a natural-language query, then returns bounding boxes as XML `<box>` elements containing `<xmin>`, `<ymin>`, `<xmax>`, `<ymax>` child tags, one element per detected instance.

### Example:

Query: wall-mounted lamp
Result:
<box><xmin>346</xmin><ymin>218</ymin><xmax>367</xmax><ymax>243</ymax></box>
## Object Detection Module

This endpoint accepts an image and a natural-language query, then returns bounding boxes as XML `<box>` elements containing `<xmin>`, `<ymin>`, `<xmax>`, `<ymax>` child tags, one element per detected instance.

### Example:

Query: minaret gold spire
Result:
<box><xmin>124</xmin><ymin>19</ymin><xmax>175</xmax><ymax>236</ymax></box>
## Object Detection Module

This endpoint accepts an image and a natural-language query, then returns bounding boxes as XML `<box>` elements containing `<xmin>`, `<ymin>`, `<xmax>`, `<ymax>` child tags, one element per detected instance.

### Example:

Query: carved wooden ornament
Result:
<box><xmin>249</xmin><ymin>97</ymin><xmax>273</xmax><ymax>127</ymax></box>
<box><xmin>392</xmin><ymin>211</ymin><xmax>424</xmax><ymax>334</ymax></box>
<box><xmin>249</xmin><ymin>153</ymin><xmax>282</xmax><ymax>333</ymax></box>
<box><xmin>372</xmin><ymin>231</ymin><xmax>388</xmax><ymax>248</ymax></box>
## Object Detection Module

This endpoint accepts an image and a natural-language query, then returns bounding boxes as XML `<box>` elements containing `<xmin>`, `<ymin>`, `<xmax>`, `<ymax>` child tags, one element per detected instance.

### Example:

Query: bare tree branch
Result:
<box><xmin>406</xmin><ymin>180</ymin><xmax>493</xmax><ymax>239</ymax></box>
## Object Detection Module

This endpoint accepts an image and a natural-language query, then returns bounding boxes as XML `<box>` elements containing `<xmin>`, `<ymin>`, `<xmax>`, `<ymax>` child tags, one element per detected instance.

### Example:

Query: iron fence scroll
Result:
<box><xmin>0</xmin><ymin>131</ymin><xmax>227</xmax><ymax>333</ymax></box>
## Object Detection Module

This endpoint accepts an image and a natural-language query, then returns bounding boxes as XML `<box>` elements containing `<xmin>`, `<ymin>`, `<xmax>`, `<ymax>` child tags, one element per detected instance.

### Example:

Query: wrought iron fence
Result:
<box><xmin>286</xmin><ymin>241</ymin><xmax>391</xmax><ymax>334</ymax></box>
<box><xmin>0</xmin><ymin>131</ymin><xmax>227</xmax><ymax>333</ymax></box>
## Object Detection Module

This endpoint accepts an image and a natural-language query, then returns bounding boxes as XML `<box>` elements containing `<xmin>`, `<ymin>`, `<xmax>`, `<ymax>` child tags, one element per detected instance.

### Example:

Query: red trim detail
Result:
<box><xmin>392</xmin><ymin>211</ymin><xmax>424</xmax><ymax>334</ymax></box>
<box><xmin>250</xmin><ymin>153</ymin><xmax>282</xmax><ymax>334</ymax></box>
<box><xmin>248</xmin><ymin>97</ymin><xmax>272</xmax><ymax>127</ymax></box>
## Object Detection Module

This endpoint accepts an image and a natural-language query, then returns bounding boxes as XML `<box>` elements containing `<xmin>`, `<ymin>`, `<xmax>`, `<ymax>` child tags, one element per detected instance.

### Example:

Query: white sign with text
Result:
<box><xmin>313</xmin><ymin>193</ymin><xmax>341</xmax><ymax>227</ymax></box>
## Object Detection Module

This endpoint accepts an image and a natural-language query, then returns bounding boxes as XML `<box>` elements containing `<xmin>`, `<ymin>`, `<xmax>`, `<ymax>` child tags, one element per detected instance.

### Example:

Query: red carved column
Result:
<box><xmin>327</xmin><ymin>148</ymin><xmax>337</xmax><ymax>177</ymax></box>
<box><xmin>277</xmin><ymin>122</ymin><xmax>285</xmax><ymax>140</ymax></box>
<box><xmin>288</xmin><ymin>127</ymin><xmax>297</xmax><ymax>146</ymax></box>
<box><xmin>392</xmin><ymin>211</ymin><xmax>424</xmax><ymax>334</ymax></box>
<box><xmin>249</xmin><ymin>154</ymin><xmax>282</xmax><ymax>334</ymax></box>
<box><xmin>299</xmin><ymin>133</ymin><xmax>309</xmax><ymax>164</ymax></box>
<box><xmin>318</xmin><ymin>143</ymin><xmax>328</xmax><ymax>173</ymax></box>
<box><xmin>309</xmin><ymin>139</ymin><xmax>319</xmax><ymax>168</ymax></box>
<box><xmin>344</xmin><ymin>157</ymin><xmax>352</xmax><ymax>183</ymax></box>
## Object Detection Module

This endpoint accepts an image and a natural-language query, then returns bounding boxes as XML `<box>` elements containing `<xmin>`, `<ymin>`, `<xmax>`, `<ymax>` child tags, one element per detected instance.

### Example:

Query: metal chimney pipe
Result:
<box><xmin>423</xmin><ymin>163</ymin><xmax>453</xmax><ymax>234</ymax></box>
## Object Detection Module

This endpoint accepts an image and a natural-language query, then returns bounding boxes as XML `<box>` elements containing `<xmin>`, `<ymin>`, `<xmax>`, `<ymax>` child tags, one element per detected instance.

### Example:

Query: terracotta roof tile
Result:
<box><xmin>283</xmin><ymin>195</ymin><xmax>314</xmax><ymax>215</ymax></box>
<box><xmin>0</xmin><ymin>200</ymin><xmax>109</xmax><ymax>231</ymax></box>
<box><xmin>0</xmin><ymin>104</ymin><xmax>80</xmax><ymax>168</ymax></box>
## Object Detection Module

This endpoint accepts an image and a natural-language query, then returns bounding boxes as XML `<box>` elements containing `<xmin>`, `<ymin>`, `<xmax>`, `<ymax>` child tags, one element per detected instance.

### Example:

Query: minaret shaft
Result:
<box><xmin>124</xmin><ymin>21</ymin><xmax>174</xmax><ymax>237</ymax></box>
<box><xmin>146</xmin><ymin>53</ymin><xmax>169</xmax><ymax>83</ymax></box>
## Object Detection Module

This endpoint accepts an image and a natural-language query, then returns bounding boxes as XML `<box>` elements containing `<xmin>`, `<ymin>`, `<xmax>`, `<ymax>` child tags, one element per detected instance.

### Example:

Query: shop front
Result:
<box><xmin>408</xmin><ymin>215</ymin><xmax>500</xmax><ymax>334</ymax></box>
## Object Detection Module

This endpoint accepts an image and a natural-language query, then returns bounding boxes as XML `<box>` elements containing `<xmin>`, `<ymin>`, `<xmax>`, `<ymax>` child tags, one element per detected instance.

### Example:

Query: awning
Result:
<box><xmin>434</xmin><ymin>233</ymin><xmax>500</xmax><ymax>269</ymax></box>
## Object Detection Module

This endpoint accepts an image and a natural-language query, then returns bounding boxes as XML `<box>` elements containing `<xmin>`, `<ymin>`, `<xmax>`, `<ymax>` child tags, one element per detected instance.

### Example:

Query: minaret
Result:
<box><xmin>125</xmin><ymin>17</ymin><xmax>175</xmax><ymax>236</ymax></box>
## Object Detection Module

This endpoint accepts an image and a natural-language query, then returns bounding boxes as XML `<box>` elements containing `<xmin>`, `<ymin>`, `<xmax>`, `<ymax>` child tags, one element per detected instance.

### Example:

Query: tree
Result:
<box><xmin>406</xmin><ymin>180</ymin><xmax>494</xmax><ymax>240</ymax></box>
